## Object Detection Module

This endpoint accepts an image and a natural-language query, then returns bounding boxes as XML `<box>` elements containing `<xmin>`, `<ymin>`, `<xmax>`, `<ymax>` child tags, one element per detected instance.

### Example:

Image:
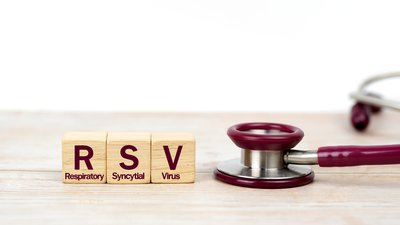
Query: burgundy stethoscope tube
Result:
<box><xmin>318</xmin><ymin>144</ymin><xmax>400</xmax><ymax>167</ymax></box>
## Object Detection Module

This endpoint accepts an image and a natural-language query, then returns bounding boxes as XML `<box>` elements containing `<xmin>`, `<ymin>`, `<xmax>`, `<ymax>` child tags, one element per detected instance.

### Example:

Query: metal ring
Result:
<box><xmin>214</xmin><ymin>168</ymin><xmax>314</xmax><ymax>189</ymax></box>
<box><xmin>227</xmin><ymin>122</ymin><xmax>304</xmax><ymax>150</ymax></box>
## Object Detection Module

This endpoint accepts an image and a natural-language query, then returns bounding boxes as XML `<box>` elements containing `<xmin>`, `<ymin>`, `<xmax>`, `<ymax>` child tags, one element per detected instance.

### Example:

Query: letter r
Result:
<box><xmin>74</xmin><ymin>145</ymin><xmax>94</xmax><ymax>170</ymax></box>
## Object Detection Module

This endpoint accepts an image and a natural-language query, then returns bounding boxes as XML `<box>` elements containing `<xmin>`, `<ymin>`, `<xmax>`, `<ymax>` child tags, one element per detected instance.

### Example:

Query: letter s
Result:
<box><xmin>119</xmin><ymin>145</ymin><xmax>139</xmax><ymax>170</ymax></box>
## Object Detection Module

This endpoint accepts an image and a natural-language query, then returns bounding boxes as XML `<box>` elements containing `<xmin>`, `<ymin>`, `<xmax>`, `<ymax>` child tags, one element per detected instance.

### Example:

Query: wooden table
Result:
<box><xmin>1</xmin><ymin>111</ymin><xmax>399</xmax><ymax>225</ymax></box>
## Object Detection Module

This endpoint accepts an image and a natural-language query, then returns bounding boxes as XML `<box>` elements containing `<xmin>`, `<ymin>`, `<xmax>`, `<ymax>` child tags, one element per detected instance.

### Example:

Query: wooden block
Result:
<box><xmin>106</xmin><ymin>132</ymin><xmax>151</xmax><ymax>184</ymax></box>
<box><xmin>62</xmin><ymin>132</ymin><xmax>107</xmax><ymax>183</ymax></box>
<box><xmin>151</xmin><ymin>132</ymin><xmax>195</xmax><ymax>183</ymax></box>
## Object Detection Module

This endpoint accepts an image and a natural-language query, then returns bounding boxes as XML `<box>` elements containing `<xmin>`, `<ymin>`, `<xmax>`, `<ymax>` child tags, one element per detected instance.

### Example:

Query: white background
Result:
<box><xmin>0</xmin><ymin>0</ymin><xmax>399</xmax><ymax>112</ymax></box>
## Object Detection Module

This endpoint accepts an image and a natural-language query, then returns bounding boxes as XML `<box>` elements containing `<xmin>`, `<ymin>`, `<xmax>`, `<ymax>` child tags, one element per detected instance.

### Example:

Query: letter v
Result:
<box><xmin>163</xmin><ymin>145</ymin><xmax>183</xmax><ymax>170</ymax></box>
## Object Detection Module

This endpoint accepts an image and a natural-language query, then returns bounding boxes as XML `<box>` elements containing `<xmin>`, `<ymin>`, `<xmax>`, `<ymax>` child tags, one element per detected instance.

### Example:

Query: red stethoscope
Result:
<box><xmin>215</xmin><ymin>73</ymin><xmax>400</xmax><ymax>189</ymax></box>
<box><xmin>214</xmin><ymin>122</ymin><xmax>400</xmax><ymax>189</ymax></box>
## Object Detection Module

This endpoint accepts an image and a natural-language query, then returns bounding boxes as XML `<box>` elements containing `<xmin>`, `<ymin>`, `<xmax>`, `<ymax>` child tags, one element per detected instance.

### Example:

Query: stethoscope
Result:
<box><xmin>214</xmin><ymin>122</ymin><xmax>400</xmax><ymax>188</ymax></box>
<box><xmin>350</xmin><ymin>71</ymin><xmax>400</xmax><ymax>131</ymax></box>
<box><xmin>215</xmin><ymin>72</ymin><xmax>400</xmax><ymax>189</ymax></box>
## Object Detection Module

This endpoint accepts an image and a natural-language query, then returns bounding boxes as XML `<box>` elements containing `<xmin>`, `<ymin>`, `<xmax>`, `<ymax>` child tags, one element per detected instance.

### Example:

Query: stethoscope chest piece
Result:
<box><xmin>215</xmin><ymin>123</ymin><xmax>314</xmax><ymax>189</ymax></box>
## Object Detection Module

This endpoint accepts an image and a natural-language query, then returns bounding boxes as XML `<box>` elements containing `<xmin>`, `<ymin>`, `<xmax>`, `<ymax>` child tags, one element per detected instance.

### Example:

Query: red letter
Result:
<box><xmin>163</xmin><ymin>145</ymin><xmax>182</xmax><ymax>170</ymax></box>
<box><xmin>119</xmin><ymin>145</ymin><xmax>139</xmax><ymax>170</ymax></box>
<box><xmin>74</xmin><ymin>145</ymin><xmax>94</xmax><ymax>170</ymax></box>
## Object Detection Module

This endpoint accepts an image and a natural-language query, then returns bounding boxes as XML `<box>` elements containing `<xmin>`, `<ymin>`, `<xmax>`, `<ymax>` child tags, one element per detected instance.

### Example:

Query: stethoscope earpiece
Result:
<box><xmin>350</xmin><ymin>100</ymin><xmax>381</xmax><ymax>131</ymax></box>
<box><xmin>215</xmin><ymin>122</ymin><xmax>400</xmax><ymax>189</ymax></box>
<box><xmin>350</xmin><ymin>72</ymin><xmax>400</xmax><ymax>131</ymax></box>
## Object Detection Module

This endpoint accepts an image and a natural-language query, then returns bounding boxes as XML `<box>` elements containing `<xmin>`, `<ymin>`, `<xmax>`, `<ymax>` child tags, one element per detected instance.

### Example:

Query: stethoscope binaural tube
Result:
<box><xmin>214</xmin><ymin>122</ymin><xmax>400</xmax><ymax>189</ymax></box>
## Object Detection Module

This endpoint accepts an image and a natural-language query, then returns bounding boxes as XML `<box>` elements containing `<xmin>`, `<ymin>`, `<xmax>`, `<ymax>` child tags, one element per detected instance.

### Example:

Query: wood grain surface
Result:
<box><xmin>0</xmin><ymin>111</ymin><xmax>400</xmax><ymax>225</ymax></box>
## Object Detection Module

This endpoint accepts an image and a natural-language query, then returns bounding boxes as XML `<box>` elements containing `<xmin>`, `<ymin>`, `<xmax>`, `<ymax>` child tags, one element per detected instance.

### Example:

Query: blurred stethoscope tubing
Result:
<box><xmin>215</xmin><ymin>72</ymin><xmax>400</xmax><ymax>189</ymax></box>
<box><xmin>350</xmin><ymin>71</ymin><xmax>400</xmax><ymax>131</ymax></box>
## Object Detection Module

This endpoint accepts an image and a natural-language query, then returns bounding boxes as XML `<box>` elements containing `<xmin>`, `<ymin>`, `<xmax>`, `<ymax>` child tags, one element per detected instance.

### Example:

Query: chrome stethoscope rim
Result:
<box><xmin>350</xmin><ymin>71</ymin><xmax>400</xmax><ymax>111</ymax></box>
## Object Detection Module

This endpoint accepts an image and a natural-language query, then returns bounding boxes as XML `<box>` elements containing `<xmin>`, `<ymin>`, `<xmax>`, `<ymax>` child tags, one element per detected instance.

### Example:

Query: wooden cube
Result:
<box><xmin>151</xmin><ymin>132</ymin><xmax>195</xmax><ymax>183</ymax></box>
<box><xmin>107</xmin><ymin>132</ymin><xmax>151</xmax><ymax>184</ymax></box>
<box><xmin>62</xmin><ymin>132</ymin><xmax>107</xmax><ymax>183</ymax></box>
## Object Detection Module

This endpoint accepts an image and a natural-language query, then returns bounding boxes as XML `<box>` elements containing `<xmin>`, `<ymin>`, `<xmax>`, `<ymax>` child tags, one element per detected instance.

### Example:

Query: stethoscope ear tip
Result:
<box><xmin>350</xmin><ymin>94</ymin><xmax>384</xmax><ymax>132</ymax></box>
<box><xmin>351</xmin><ymin>103</ymin><xmax>370</xmax><ymax>131</ymax></box>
